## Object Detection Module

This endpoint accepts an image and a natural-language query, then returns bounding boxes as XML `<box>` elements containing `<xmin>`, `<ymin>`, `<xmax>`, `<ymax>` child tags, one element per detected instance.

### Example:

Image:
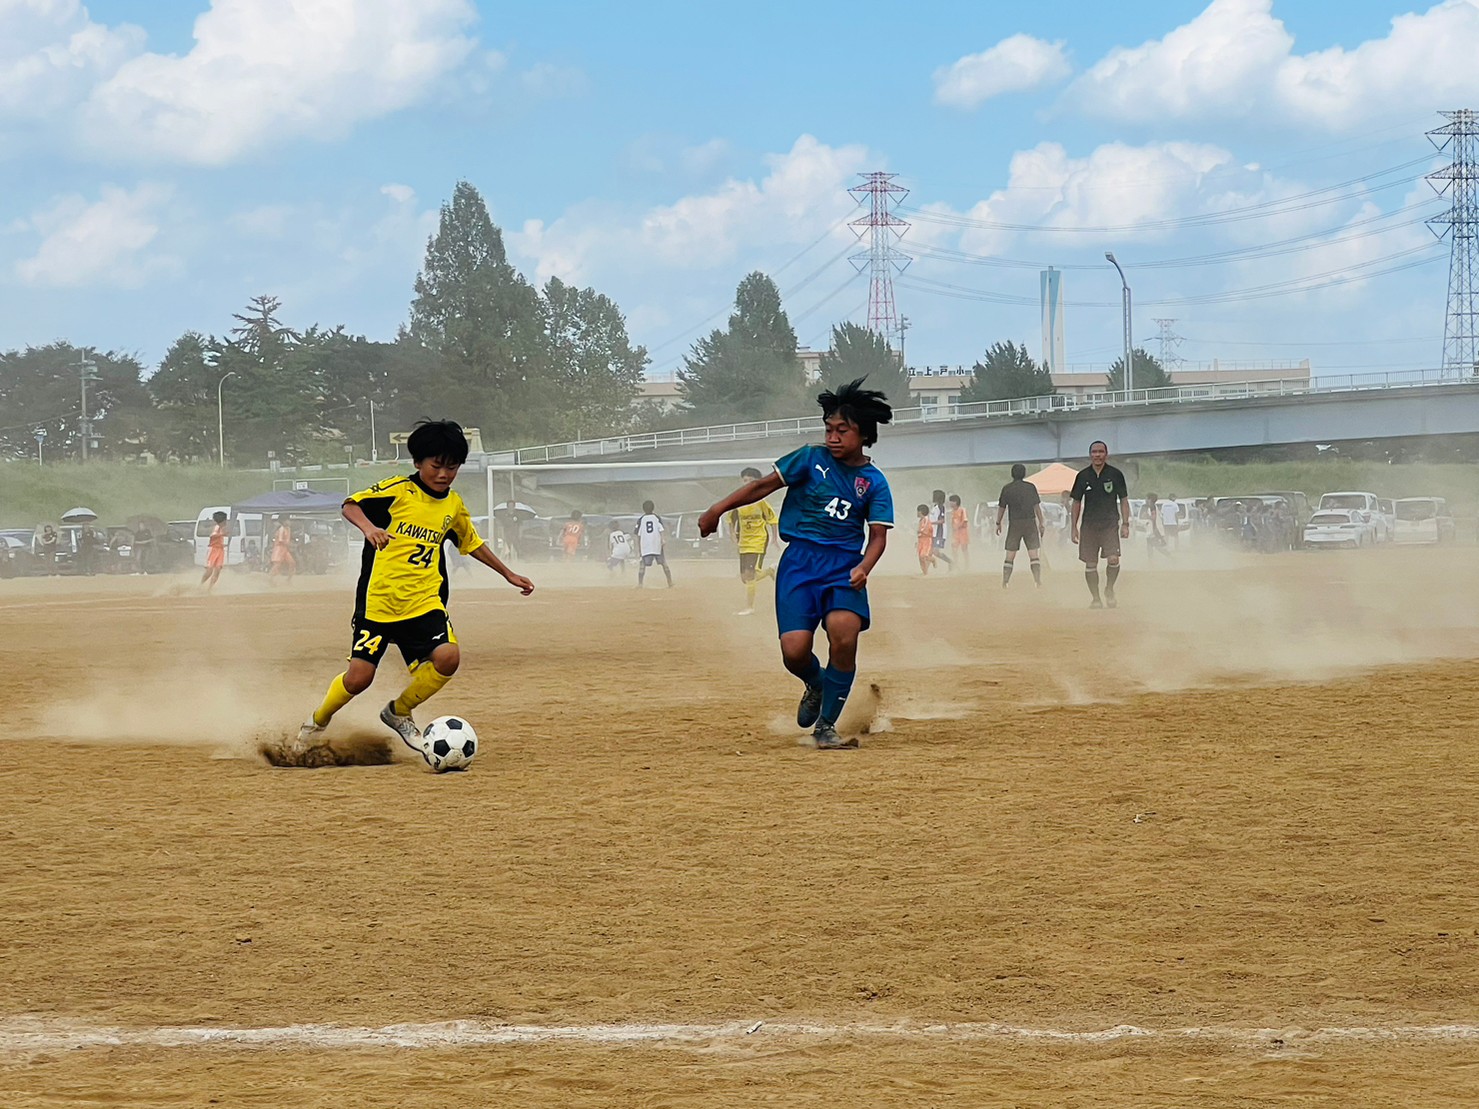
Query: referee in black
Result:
<box><xmin>1069</xmin><ymin>440</ymin><xmax>1131</xmax><ymax>608</ymax></box>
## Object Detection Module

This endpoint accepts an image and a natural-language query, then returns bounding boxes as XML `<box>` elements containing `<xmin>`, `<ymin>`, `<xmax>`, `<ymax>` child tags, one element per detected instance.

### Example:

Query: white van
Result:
<box><xmin>1317</xmin><ymin>492</ymin><xmax>1389</xmax><ymax>543</ymax></box>
<box><xmin>1393</xmin><ymin>497</ymin><xmax>1456</xmax><ymax>545</ymax></box>
<box><xmin>193</xmin><ymin>506</ymin><xmax>265</xmax><ymax>568</ymax></box>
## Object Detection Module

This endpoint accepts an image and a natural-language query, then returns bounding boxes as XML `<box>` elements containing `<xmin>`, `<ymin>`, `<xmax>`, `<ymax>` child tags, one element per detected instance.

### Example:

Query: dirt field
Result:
<box><xmin>3</xmin><ymin>539</ymin><xmax>1479</xmax><ymax>1107</ymax></box>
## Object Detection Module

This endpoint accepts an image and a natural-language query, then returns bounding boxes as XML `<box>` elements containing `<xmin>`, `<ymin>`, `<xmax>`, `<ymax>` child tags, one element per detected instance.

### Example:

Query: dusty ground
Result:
<box><xmin>2</xmin><ymin>538</ymin><xmax>1478</xmax><ymax>1107</ymax></box>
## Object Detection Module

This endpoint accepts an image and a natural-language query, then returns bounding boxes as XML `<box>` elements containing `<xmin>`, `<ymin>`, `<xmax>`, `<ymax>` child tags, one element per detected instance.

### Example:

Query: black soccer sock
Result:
<box><xmin>1002</xmin><ymin>561</ymin><xmax>1014</xmax><ymax>586</ymax></box>
<box><xmin>1030</xmin><ymin>559</ymin><xmax>1041</xmax><ymax>585</ymax></box>
<box><xmin>1085</xmin><ymin>569</ymin><xmax>1101</xmax><ymax>601</ymax></box>
<box><xmin>1106</xmin><ymin>563</ymin><xmax>1120</xmax><ymax>594</ymax></box>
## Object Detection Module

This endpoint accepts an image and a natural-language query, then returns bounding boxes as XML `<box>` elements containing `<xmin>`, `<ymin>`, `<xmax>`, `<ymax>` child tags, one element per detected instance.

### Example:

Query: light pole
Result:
<box><xmin>217</xmin><ymin>371</ymin><xmax>237</xmax><ymax>467</ymax></box>
<box><xmin>76</xmin><ymin>355</ymin><xmax>98</xmax><ymax>460</ymax></box>
<box><xmin>1105</xmin><ymin>252</ymin><xmax>1133</xmax><ymax>395</ymax></box>
<box><xmin>34</xmin><ymin>427</ymin><xmax>46</xmax><ymax>466</ymax></box>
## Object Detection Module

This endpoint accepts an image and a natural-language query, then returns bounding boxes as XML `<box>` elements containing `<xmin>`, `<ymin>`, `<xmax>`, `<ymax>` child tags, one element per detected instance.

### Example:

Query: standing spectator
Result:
<box><xmin>133</xmin><ymin>522</ymin><xmax>155</xmax><ymax>574</ymax></box>
<box><xmin>1070</xmin><ymin>440</ymin><xmax>1131</xmax><ymax>609</ymax></box>
<box><xmin>39</xmin><ymin>525</ymin><xmax>59</xmax><ymax>575</ymax></box>
<box><xmin>995</xmin><ymin>463</ymin><xmax>1046</xmax><ymax>589</ymax></box>
<box><xmin>1161</xmin><ymin>494</ymin><xmax>1183</xmax><ymax>549</ymax></box>
<box><xmin>76</xmin><ymin>526</ymin><xmax>96</xmax><ymax>576</ymax></box>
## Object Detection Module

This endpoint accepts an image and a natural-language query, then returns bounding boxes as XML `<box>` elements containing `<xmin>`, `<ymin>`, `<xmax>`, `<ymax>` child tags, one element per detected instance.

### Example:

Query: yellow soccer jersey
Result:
<box><xmin>731</xmin><ymin>500</ymin><xmax>778</xmax><ymax>555</ymax></box>
<box><xmin>346</xmin><ymin>475</ymin><xmax>485</xmax><ymax>622</ymax></box>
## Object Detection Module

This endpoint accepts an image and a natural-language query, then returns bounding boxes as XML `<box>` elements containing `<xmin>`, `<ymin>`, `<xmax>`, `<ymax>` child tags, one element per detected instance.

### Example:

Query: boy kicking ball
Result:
<box><xmin>699</xmin><ymin>378</ymin><xmax>894</xmax><ymax>750</ymax></box>
<box><xmin>295</xmin><ymin>420</ymin><xmax>535</xmax><ymax>762</ymax></box>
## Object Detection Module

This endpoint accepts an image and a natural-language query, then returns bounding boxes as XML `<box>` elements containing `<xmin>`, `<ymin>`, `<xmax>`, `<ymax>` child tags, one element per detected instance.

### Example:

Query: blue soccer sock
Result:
<box><xmin>820</xmin><ymin>664</ymin><xmax>855</xmax><ymax>725</ymax></box>
<box><xmin>789</xmin><ymin>653</ymin><xmax>823</xmax><ymax>688</ymax></box>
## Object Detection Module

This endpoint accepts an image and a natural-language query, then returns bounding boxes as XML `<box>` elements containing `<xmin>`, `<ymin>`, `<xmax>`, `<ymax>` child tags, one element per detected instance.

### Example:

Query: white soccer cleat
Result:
<box><xmin>294</xmin><ymin>718</ymin><xmax>327</xmax><ymax>752</ymax></box>
<box><xmin>380</xmin><ymin>701</ymin><xmax>423</xmax><ymax>754</ymax></box>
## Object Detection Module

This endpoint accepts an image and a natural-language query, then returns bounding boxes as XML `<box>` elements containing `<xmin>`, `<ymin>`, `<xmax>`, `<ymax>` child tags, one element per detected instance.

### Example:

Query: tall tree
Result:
<box><xmin>405</xmin><ymin>181</ymin><xmax>551</xmax><ymax>446</ymax></box>
<box><xmin>215</xmin><ymin>295</ymin><xmax>318</xmax><ymax>465</ymax></box>
<box><xmin>1108</xmin><ymin>348</ymin><xmax>1172</xmax><ymax>391</ymax></box>
<box><xmin>144</xmin><ymin>331</ymin><xmax>222</xmax><ymax>461</ymax></box>
<box><xmin>542</xmin><ymin>277</ymin><xmax>648</xmax><ymax>440</ymax></box>
<box><xmin>816</xmin><ymin>322</ymin><xmax>909</xmax><ymax>404</ymax></box>
<box><xmin>960</xmin><ymin>340</ymin><xmax>1055</xmax><ymax>403</ymax></box>
<box><xmin>0</xmin><ymin>342</ymin><xmax>148</xmax><ymax>460</ymax></box>
<box><xmin>678</xmin><ymin>271</ymin><xmax>807</xmax><ymax>423</ymax></box>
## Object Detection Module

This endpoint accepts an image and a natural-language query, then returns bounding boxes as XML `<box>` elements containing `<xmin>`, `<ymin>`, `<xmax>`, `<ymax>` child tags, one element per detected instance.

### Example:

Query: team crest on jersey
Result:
<box><xmin>854</xmin><ymin>476</ymin><xmax>871</xmax><ymax>498</ymax></box>
<box><xmin>442</xmin><ymin>515</ymin><xmax>453</xmax><ymax>530</ymax></box>
<box><xmin>1104</xmin><ymin>481</ymin><xmax>1115</xmax><ymax>492</ymax></box>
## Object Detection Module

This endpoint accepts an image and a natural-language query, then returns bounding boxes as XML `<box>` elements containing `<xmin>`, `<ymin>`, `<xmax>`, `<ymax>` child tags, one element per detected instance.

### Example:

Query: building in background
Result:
<box><xmin>1040</xmin><ymin>268</ymin><xmax>1065</xmax><ymax>375</ymax></box>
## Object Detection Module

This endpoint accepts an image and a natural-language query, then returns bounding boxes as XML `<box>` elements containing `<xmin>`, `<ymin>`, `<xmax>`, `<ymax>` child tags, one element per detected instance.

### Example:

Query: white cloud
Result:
<box><xmin>511</xmin><ymin>134</ymin><xmax>871</xmax><ymax>286</ymax></box>
<box><xmin>0</xmin><ymin>0</ymin><xmax>142</xmax><ymax>118</ymax></box>
<box><xmin>519</xmin><ymin>61</ymin><xmax>588</xmax><ymax>99</ymax></box>
<box><xmin>1068</xmin><ymin>0</ymin><xmax>1479</xmax><ymax>129</ymax></box>
<box><xmin>381</xmin><ymin>183</ymin><xmax>416</xmax><ymax>204</ymax></box>
<box><xmin>76</xmin><ymin>0</ymin><xmax>477</xmax><ymax>165</ymax></box>
<box><xmin>16</xmin><ymin>183</ymin><xmax>176</xmax><ymax>287</ymax></box>
<box><xmin>933</xmin><ymin>34</ymin><xmax>1071</xmax><ymax>109</ymax></box>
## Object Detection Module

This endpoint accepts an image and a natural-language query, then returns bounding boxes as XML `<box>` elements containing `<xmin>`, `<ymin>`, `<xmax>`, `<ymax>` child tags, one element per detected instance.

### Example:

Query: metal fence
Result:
<box><xmin>484</xmin><ymin>367</ymin><xmax>1471</xmax><ymax>467</ymax></box>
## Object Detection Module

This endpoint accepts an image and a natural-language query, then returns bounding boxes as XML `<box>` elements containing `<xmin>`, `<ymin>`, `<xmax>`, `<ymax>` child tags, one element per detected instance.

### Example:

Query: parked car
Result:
<box><xmin>1303</xmin><ymin>509</ymin><xmax>1378</xmax><ymax>549</ymax></box>
<box><xmin>1255</xmin><ymin>490</ymin><xmax>1312</xmax><ymax>528</ymax></box>
<box><xmin>1393</xmin><ymin>497</ymin><xmax>1456</xmax><ymax>545</ymax></box>
<box><xmin>1317</xmin><ymin>492</ymin><xmax>1388</xmax><ymax>542</ymax></box>
<box><xmin>0</xmin><ymin>533</ymin><xmax>40</xmax><ymax>578</ymax></box>
<box><xmin>1208</xmin><ymin>496</ymin><xmax>1300</xmax><ymax>551</ymax></box>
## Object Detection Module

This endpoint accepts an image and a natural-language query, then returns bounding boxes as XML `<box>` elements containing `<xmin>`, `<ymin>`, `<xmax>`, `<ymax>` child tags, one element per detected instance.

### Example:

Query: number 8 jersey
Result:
<box><xmin>774</xmin><ymin>444</ymin><xmax>894</xmax><ymax>552</ymax></box>
<box><xmin>346</xmin><ymin>475</ymin><xmax>486</xmax><ymax>622</ymax></box>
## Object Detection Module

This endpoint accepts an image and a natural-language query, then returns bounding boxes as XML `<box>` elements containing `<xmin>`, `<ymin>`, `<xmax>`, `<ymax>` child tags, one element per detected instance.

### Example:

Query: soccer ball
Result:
<box><xmin>421</xmin><ymin>715</ymin><xmax>478</xmax><ymax>773</ymax></box>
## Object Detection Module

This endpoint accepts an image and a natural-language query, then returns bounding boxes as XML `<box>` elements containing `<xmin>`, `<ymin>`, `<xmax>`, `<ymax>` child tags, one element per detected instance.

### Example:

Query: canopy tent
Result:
<box><xmin>231</xmin><ymin>489</ymin><xmax>347</xmax><ymax>514</ymax></box>
<box><xmin>1027</xmin><ymin>463</ymin><xmax>1080</xmax><ymax>497</ymax></box>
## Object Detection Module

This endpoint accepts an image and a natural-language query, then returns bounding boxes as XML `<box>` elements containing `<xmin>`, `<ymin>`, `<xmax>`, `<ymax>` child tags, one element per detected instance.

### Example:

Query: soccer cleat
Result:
<box><xmin>380</xmin><ymin>701</ymin><xmax>423</xmax><ymax>754</ymax></box>
<box><xmin>1105</xmin><ymin>592</ymin><xmax>1118</xmax><ymax>609</ymax></box>
<box><xmin>293</xmin><ymin>718</ymin><xmax>327</xmax><ymax>755</ymax></box>
<box><xmin>1089</xmin><ymin>599</ymin><xmax>1104</xmax><ymax>609</ymax></box>
<box><xmin>813</xmin><ymin>722</ymin><xmax>858</xmax><ymax>750</ymax></box>
<box><xmin>735</xmin><ymin>608</ymin><xmax>754</xmax><ymax>616</ymax></box>
<box><xmin>796</xmin><ymin>681</ymin><xmax>824</xmax><ymax>728</ymax></box>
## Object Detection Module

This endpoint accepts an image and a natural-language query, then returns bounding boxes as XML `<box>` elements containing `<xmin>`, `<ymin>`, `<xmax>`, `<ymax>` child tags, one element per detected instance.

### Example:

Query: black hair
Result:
<box><xmin>948</xmin><ymin>494</ymin><xmax>961</xmax><ymax>505</ymax></box>
<box><xmin>570</xmin><ymin>510</ymin><xmax>583</xmax><ymax>520</ymax></box>
<box><xmin>818</xmin><ymin>377</ymin><xmax>892</xmax><ymax>446</ymax></box>
<box><xmin>741</xmin><ymin>466</ymin><xmax>762</xmax><ymax>480</ymax></box>
<box><xmin>212</xmin><ymin>511</ymin><xmax>227</xmax><ymax>523</ymax></box>
<box><xmin>917</xmin><ymin>503</ymin><xmax>930</xmax><ymax>514</ymax></box>
<box><xmin>1011</xmin><ymin>463</ymin><xmax>1027</xmax><ymax>480</ymax></box>
<box><xmin>932</xmin><ymin>489</ymin><xmax>946</xmax><ymax>503</ymax></box>
<box><xmin>642</xmin><ymin>500</ymin><xmax>655</xmax><ymax>513</ymax></box>
<box><xmin>1089</xmin><ymin>439</ymin><xmax>1108</xmax><ymax>453</ymax></box>
<box><xmin>408</xmin><ymin>419</ymin><xmax>470</xmax><ymax>465</ymax></box>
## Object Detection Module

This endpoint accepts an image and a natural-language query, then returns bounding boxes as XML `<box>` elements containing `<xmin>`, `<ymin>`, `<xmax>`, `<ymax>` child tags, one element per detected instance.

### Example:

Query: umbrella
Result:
<box><xmin>60</xmin><ymin>506</ymin><xmax>98</xmax><ymax>523</ymax></box>
<box><xmin>491</xmin><ymin>501</ymin><xmax>537</xmax><ymax>519</ymax></box>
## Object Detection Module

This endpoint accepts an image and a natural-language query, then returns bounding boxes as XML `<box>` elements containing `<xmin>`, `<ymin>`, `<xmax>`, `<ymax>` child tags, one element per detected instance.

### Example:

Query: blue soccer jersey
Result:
<box><xmin>774</xmin><ymin>444</ymin><xmax>894</xmax><ymax>551</ymax></box>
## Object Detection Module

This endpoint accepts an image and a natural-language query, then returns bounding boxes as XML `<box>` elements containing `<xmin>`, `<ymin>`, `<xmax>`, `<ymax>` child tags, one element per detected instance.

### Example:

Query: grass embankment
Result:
<box><xmin>0</xmin><ymin>461</ymin><xmax>412</xmax><ymax>528</ymax></box>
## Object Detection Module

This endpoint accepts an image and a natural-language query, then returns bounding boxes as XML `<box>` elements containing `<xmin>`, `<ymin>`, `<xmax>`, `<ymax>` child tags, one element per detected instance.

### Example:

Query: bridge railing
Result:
<box><xmin>484</xmin><ymin>367</ymin><xmax>1466</xmax><ymax>466</ymax></box>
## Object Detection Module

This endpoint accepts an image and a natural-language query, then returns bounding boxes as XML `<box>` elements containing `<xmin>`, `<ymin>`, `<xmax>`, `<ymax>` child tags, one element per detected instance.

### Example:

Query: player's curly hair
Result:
<box><xmin>408</xmin><ymin>419</ymin><xmax>470</xmax><ymax>465</ymax></box>
<box><xmin>818</xmin><ymin>377</ymin><xmax>892</xmax><ymax>446</ymax></box>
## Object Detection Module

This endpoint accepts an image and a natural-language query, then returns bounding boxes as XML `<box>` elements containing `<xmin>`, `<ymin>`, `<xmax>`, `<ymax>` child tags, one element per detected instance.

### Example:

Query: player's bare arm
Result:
<box><xmin>699</xmin><ymin>471</ymin><xmax>785</xmax><ymax>536</ymax></box>
<box><xmin>343</xmin><ymin>501</ymin><xmax>390</xmax><ymax>549</ymax></box>
<box><xmin>995</xmin><ymin>502</ymin><xmax>1005</xmax><ymax>535</ymax></box>
<box><xmin>1036</xmin><ymin>505</ymin><xmax>1046</xmax><ymax>535</ymax></box>
<box><xmin>470</xmin><ymin>544</ymin><xmax>535</xmax><ymax>595</ymax></box>
<box><xmin>1070</xmin><ymin>499</ymin><xmax>1083</xmax><ymax>543</ymax></box>
<box><xmin>1120</xmin><ymin>497</ymin><xmax>1132</xmax><ymax>538</ymax></box>
<box><xmin>849</xmin><ymin>523</ymin><xmax>889</xmax><ymax>589</ymax></box>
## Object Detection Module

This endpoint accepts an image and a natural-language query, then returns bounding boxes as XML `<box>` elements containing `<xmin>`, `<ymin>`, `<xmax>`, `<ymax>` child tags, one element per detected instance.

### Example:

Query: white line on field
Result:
<box><xmin>3</xmin><ymin>1017</ymin><xmax>1479</xmax><ymax>1054</ymax></box>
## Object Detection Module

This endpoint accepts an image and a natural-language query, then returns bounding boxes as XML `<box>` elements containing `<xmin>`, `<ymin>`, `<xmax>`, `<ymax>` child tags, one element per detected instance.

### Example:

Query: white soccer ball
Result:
<box><xmin>422</xmin><ymin>715</ymin><xmax>478</xmax><ymax>773</ymax></box>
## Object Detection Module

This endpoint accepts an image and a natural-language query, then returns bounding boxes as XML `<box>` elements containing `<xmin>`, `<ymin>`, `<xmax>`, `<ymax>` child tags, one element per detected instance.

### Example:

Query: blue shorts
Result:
<box><xmin>774</xmin><ymin>539</ymin><xmax>870</xmax><ymax>635</ymax></box>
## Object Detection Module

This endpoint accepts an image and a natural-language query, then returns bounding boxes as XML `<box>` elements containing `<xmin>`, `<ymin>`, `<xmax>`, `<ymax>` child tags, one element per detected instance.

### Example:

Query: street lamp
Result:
<box><xmin>34</xmin><ymin>427</ymin><xmax>46</xmax><ymax>467</ymax></box>
<box><xmin>217</xmin><ymin>371</ymin><xmax>238</xmax><ymax>468</ymax></box>
<box><xmin>1105</xmin><ymin>252</ymin><xmax>1133</xmax><ymax>395</ymax></box>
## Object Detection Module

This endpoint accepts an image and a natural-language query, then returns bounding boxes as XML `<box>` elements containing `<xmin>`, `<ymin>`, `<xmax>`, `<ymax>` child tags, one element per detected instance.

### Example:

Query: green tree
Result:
<box><xmin>816</xmin><ymin>322</ymin><xmax>908</xmax><ymax>403</ymax></box>
<box><xmin>1107</xmin><ymin>347</ymin><xmax>1171</xmax><ymax>391</ymax></box>
<box><xmin>542</xmin><ymin>277</ymin><xmax>648</xmax><ymax>440</ymax></box>
<box><xmin>960</xmin><ymin>340</ymin><xmax>1055</xmax><ymax>403</ymax></box>
<box><xmin>143</xmin><ymin>331</ymin><xmax>222</xmax><ymax>461</ymax></box>
<box><xmin>0</xmin><ymin>342</ymin><xmax>149</xmax><ymax>460</ymax></box>
<box><xmin>215</xmin><ymin>295</ymin><xmax>319</xmax><ymax>465</ymax></box>
<box><xmin>678</xmin><ymin>271</ymin><xmax>807</xmax><ymax>423</ymax></box>
<box><xmin>405</xmin><ymin>181</ymin><xmax>551</xmax><ymax>447</ymax></box>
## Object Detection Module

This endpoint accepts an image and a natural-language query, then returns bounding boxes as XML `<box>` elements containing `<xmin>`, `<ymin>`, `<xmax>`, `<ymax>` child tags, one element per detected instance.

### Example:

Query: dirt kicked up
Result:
<box><xmin>2</xmin><ymin>545</ymin><xmax>1478</xmax><ymax>1107</ymax></box>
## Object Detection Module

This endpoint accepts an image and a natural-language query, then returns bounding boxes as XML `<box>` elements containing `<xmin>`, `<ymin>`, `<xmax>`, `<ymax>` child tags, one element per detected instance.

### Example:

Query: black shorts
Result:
<box><xmin>1004</xmin><ymin>520</ymin><xmax>1041</xmax><ymax>552</ymax></box>
<box><xmin>350</xmin><ymin>609</ymin><xmax>456</xmax><ymax>668</ymax></box>
<box><xmin>1078</xmin><ymin>523</ymin><xmax>1122</xmax><ymax>563</ymax></box>
<box><xmin>739</xmin><ymin>551</ymin><xmax>767</xmax><ymax>578</ymax></box>
<box><xmin>640</xmin><ymin>552</ymin><xmax>667</xmax><ymax>567</ymax></box>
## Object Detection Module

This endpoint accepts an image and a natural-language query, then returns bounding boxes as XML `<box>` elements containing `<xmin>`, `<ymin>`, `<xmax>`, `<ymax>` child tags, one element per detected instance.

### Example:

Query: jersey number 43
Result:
<box><xmin>824</xmin><ymin>497</ymin><xmax>853</xmax><ymax>520</ymax></box>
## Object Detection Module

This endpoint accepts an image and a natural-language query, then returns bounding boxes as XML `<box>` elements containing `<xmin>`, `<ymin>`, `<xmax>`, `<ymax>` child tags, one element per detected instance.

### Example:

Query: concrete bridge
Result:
<box><xmin>479</xmin><ymin>369</ymin><xmax>1479</xmax><ymax>490</ymax></box>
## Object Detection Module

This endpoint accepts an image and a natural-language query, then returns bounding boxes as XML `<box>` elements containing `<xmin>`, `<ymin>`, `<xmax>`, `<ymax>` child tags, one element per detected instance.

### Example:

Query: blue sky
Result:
<box><xmin>4</xmin><ymin>0</ymin><xmax>1479</xmax><ymax>388</ymax></box>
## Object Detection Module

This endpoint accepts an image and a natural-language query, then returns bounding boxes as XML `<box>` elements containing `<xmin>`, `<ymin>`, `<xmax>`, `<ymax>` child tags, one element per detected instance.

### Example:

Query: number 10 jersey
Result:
<box><xmin>347</xmin><ymin>475</ymin><xmax>485</xmax><ymax>622</ymax></box>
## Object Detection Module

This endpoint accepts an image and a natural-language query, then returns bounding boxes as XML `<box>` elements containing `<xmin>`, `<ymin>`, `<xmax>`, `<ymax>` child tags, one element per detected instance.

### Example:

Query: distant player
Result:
<box><xmin>1070</xmin><ymin>440</ymin><xmax>1131</xmax><ymax>609</ymax></box>
<box><xmin>929</xmin><ymin>489</ymin><xmax>954</xmax><ymax>571</ymax></box>
<box><xmin>559</xmin><ymin>510</ymin><xmax>585</xmax><ymax>562</ymax></box>
<box><xmin>634</xmin><ymin>500</ymin><xmax>673</xmax><ymax>588</ymax></box>
<box><xmin>949</xmin><ymin>493</ymin><xmax>971</xmax><ymax>571</ymax></box>
<box><xmin>728</xmin><ymin>466</ymin><xmax>779</xmax><ymax>615</ymax></box>
<box><xmin>995</xmin><ymin>464</ymin><xmax>1045</xmax><ymax>589</ymax></box>
<box><xmin>699</xmin><ymin>378</ymin><xmax>894</xmax><ymax>750</ymax></box>
<box><xmin>607</xmin><ymin>523</ymin><xmax>632</xmax><ymax>575</ymax></box>
<box><xmin>268</xmin><ymin>516</ymin><xmax>296</xmax><ymax>583</ymax></box>
<box><xmin>296</xmin><ymin>420</ymin><xmax>535</xmax><ymax>758</ymax></box>
<box><xmin>915</xmin><ymin>504</ymin><xmax>935</xmax><ymax>574</ymax></box>
<box><xmin>200</xmin><ymin>511</ymin><xmax>228</xmax><ymax>592</ymax></box>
